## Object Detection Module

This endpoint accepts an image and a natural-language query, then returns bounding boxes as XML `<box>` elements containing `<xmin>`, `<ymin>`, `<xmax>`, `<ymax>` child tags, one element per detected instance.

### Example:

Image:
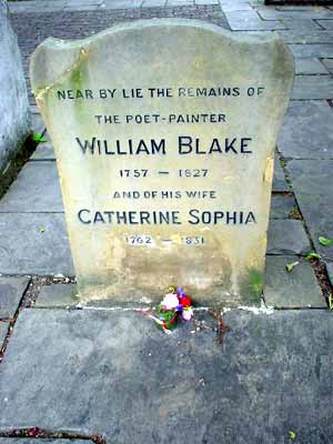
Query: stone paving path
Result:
<box><xmin>0</xmin><ymin>0</ymin><xmax>333</xmax><ymax>442</ymax></box>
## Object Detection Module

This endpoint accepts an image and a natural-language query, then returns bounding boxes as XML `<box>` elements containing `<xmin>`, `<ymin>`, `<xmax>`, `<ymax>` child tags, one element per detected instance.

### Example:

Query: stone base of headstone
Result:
<box><xmin>0</xmin><ymin>0</ymin><xmax>30</xmax><ymax>176</ymax></box>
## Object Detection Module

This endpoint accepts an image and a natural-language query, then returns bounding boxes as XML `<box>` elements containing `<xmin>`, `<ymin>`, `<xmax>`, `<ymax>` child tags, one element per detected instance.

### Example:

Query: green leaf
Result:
<box><xmin>286</xmin><ymin>261</ymin><xmax>299</xmax><ymax>273</ymax></box>
<box><xmin>32</xmin><ymin>132</ymin><xmax>47</xmax><ymax>143</ymax></box>
<box><xmin>328</xmin><ymin>294</ymin><xmax>333</xmax><ymax>311</ymax></box>
<box><xmin>305</xmin><ymin>251</ymin><xmax>321</xmax><ymax>261</ymax></box>
<box><xmin>288</xmin><ymin>430</ymin><xmax>297</xmax><ymax>441</ymax></box>
<box><xmin>318</xmin><ymin>236</ymin><xmax>333</xmax><ymax>247</ymax></box>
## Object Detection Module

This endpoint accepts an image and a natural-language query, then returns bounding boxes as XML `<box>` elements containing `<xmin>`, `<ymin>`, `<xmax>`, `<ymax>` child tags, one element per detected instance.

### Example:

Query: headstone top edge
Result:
<box><xmin>30</xmin><ymin>18</ymin><xmax>293</xmax><ymax>97</ymax></box>
<box><xmin>32</xmin><ymin>18</ymin><xmax>285</xmax><ymax>54</ymax></box>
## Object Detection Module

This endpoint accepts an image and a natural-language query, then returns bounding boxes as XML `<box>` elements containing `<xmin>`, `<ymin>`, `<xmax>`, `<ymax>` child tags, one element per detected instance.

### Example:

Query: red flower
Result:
<box><xmin>179</xmin><ymin>295</ymin><xmax>192</xmax><ymax>307</ymax></box>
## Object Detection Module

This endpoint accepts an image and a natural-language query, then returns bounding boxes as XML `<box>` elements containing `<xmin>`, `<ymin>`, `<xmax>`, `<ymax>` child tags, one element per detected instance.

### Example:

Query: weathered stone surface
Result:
<box><xmin>257</xmin><ymin>6</ymin><xmax>332</xmax><ymax>20</ymax></box>
<box><xmin>264</xmin><ymin>255</ymin><xmax>324</xmax><ymax>307</ymax></box>
<box><xmin>270</xmin><ymin>193</ymin><xmax>296</xmax><ymax>219</ymax></box>
<box><xmin>267</xmin><ymin>219</ymin><xmax>310</xmax><ymax>254</ymax></box>
<box><xmin>0</xmin><ymin>161</ymin><xmax>63</xmax><ymax>212</ymax></box>
<box><xmin>0</xmin><ymin>440</ymin><xmax>92</xmax><ymax>444</ymax></box>
<box><xmin>279</xmin><ymin>20</ymin><xmax>323</xmax><ymax>31</ymax></box>
<box><xmin>0</xmin><ymin>213</ymin><xmax>74</xmax><ymax>275</ymax></box>
<box><xmin>317</xmin><ymin>19</ymin><xmax>333</xmax><ymax>30</ymax></box>
<box><xmin>292</xmin><ymin>75</ymin><xmax>333</xmax><ymax>100</ymax></box>
<box><xmin>0</xmin><ymin>321</ymin><xmax>8</xmax><ymax>344</ymax></box>
<box><xmin>278</xmin><ymin>101</ymin><xmax>333</xmax><ymax>159</ymax></box>
<box><xmin>31</xmin><ymin>112</ymin><xmax>46</xmax><ymax>134</ymax></box>
<box><xmin>326</xmin><ymin>262</ymin><xmax>333</xmax><ymax>286</ymax></box>
<box><xmin>30</xmin><ymin>142</ymin><xmax>55</xmax><ymax>160</ymax></box>
<box><xmin>30</xmin><ymin>20</ymin><xmax>293</xmax><ymax>305</ymax></box>
<box><xmin>36</xmin><ymin>283</ymin><xmax>78</xmax><ymax>307</ymax></box>
<box><xmin>0</xmin><ymin>277</ymin><xmax>30</xmax><ymax>318</ymax></box>
<box><xmin>322</xmin><ymin>58</ymin><xmax>333</xmax><ymax>73</ymax></box>
<box><xmin>0</xmin><ymin>0</ymin><xmax>30</xmax><ymax>174</ymax></box>
<box><xmin>0</xmin><ymin>309</ymin><xmax>332</xmax><ymax>443</ymax></box>
<box><xmin>224</xmin><ymin>10</ymin><xmax>284</xmax><ymax>30</ymax></box>
<box><xmin>290</xmin><ymin>43</ymin><xmax>333</xmax><ymax>58</ymax></box>
<box><xmin>288</xmin><ymin>160</ymin><xmax>333</xmax><ymax>261</ymax></box>
<box><xmin>273</xmin><ymin>154</ymin><xmax>289</xmax><ymax>191</ymax></box>
<box><xmin>277</xmin><ymin>30</ymin><xmax>333</xmax><ymax>43</ymax></box>
<box><xmin>295</xmin><ymin>57</ymin><xmax>328</xmax><ymax>75</ymax></box>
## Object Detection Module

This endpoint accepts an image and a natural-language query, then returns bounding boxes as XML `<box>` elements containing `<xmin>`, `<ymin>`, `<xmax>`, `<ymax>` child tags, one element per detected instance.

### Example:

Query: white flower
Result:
<box><xmin>161</xmin><ymin>293</ymin><xmax>179</xmax><ymax>310</ymax></box>
<box><xmin>182</xmin><ymin>307</ymin><xmax>193</xmax><ymax>321</ymax></box>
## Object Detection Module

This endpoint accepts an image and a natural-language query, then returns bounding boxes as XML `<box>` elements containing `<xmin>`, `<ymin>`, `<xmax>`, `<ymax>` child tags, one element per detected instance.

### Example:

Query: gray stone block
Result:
<box><xmin>0</xmin><ymin>1</ymin><xmax>30</xmax><ymax>174</ymax></box>
<box><xmin>292</xmin><ymin>75</ymin><xmax>333</xmax><ymax>100</ymax></box>
<box><xmin>257</xmin><ymin>6</ymin><xmax>332</xmax><ymax>20</ymax></box>
<box><xmin>30</xmin><ymin>142</ymin><xmax>55</xmax><ymax>160</ymax></box>
<box><xmin>0</xmin><ymin>321</ymin><xmax>8</xmax><ymax>345</ymax></box>
<box><xmin>0</xmin><ymin>277</ymin><xmax>30</xmax><ymax>318</ymax></box>
<box><xmin>288</xmin><ymin>160</ymin><xmax>333</xmax><ymax>261</ymax></box>
<box><xmin>326</xmin><ymin>262</ymin><xmax>333</xmax><ymax>286</ymax></box>
<box><xmin>0</xmin><ymin>440</ymin><xmax>92</xmax><ymax>444</ymax></box>
<box><xmin>317</xmin><ymin>19</ymin><xmax>333</xmax><ymax>30</ymax></box>
<box><xmin>273</xmin><ymin>156</ymin><xmax>289</xmax><ymax>191</ymax></box>
<box><xmin>0</xmin><ymin>309</ymin><xmax>332</xmax><ymax>443</ymax></box>
<box><xmin>0</xmin><ymin>213</ymin><xmax>74</xmax><ymax>275</ymax></box>
<box><xmin>295</xmin><ymin>57</ymin><xmax>328</xmax><ymax>75</ymax></box>
<box><xmin>277</xmin><ymin>30</ymin><xmax>333</xmax><ymax>43</ymax></box>
<box><xmin>36</xmin><ymin>283</ymin><xmax>78</xmax><ymax>307</ymax></box>
<box><xmin>264</xmin><ymin>255</ymin><xmax>325</xmax><ymax>307</ymax></box>
<box><xmin>224</xmin><ymin>10</ymin><xmax>284</xmax><ymax>30</ymax></box>
<box><xmin>31</xmin><ymin>112</ymin><xmax>46</xmax><ymax>135</ymax></box>
<box><xmin>0</xmin><ymin>161</ymin><xmax>63</xmax><ymax>212</ymax></box>
<box><xmin>290</xmin><ymin>43</ymin><xmax>333</xmax><ymax>58</ymax></box>
<box><xmin>278</xmin><ymin>101</ymin><xmax>333</xmax><ymax>159</ymax></box>
<box><xmin>267</xmin><ymin>219</ymin><xmax>311</xmax><ymax>255</ymax></box>
<box><xmin>322</xmin><ymin>58</ymin><xmax>333</xmax><ymax>73</ymax></box>
<box><xmin>280</xmin><ymin>19</ymin><xmax>323</xmax><ymax>31</ymax></box>
<box><xmin>270</xmin><ymin>193</ymin><xmax>296</xmax><ymax>219</ymax></box>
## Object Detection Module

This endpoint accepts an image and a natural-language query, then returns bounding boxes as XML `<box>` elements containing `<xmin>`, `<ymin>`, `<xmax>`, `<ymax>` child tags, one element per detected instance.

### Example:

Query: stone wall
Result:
<box><xmin>0</xmin><ymin>0</ymin><xmax>30</xmax><ymax>175</ymax></box>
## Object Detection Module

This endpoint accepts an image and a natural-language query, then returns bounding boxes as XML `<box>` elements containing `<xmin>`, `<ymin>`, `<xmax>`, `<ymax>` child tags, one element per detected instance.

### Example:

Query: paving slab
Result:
<box><xmin>0</xmin><ymin>161</ymin><xmax>63</xmax><ymax>213</ymax></box>
<box><xmin>273</xmin><ymin>155</ymin><xmax>289</xmax><ymax>191</ymax></box>
<box><xmin>0</xmin><ymin>213</ymin><xmax>74</xmax><ymax>276</ymax></box>
<box><xmin>264</xmin><ymin>255</ymin><xmax>324</xmax><ymax>307</ymax></box>
<box><xmin>256</xmin><ymin>6</ymin><xmax>332</xmax><ymax>20</ymax></box>
<box><xmin>142</xmin><ymin>0</ymin><xmax>166</xmax><ymax>6</ymax></box>
<box><xmin>279</xmin><ymin>19</ymin><xmax>323</xmax><ymax>31</ymax></box>
<box><xmin>224</xmin><ymin>10</ymin><xmax>284</xmax><ymax>30</ymax></box>
<box><xmin>295</xmin><ymin>57</ymin><xmax>328</xmax><ymax>75</ymax></box>
<box><xmin>291</xmin><ymin>75</ymin><xmax>333</xmax><ymax>100</ymax></box>
<box><xmin>0</xmin><ymin>309</ymin><xmax>332</xmax><ymax>443</ymax></box>
<box><xmin>290</xmin><ymin>43</ymin><xmax>333</xmax><ymax>59</ymax></box>
<box><xmin>270</xmin><ymin>193</ymin><xmax>296</xmax><ymax>219</ymax></box>
<box><xmin>326</xmin><ymin>262</ymin><xmax>333</xmax><ymax>286</ymax></box>
<box><xmin>288</xmin><ymin>160</ymin><xmax>333</xmax><ymax>261</ymax></box>
<box><xmin>31</xmin><ymin>113</ymin><xmax>46</xmax><ymax>135</ymax></box>
<box><xmin>0</xmin><ymin>277</ymin><xmax>30</xmax><ymax>318</ymax></box>
<box><xmin>277</xmin><ymin>30</ymin><xmax>333</xmax><ymax>43</ymax></box>
<box><xmin>0</xmin><ymin>321</ymin><xmax>8</xmax><ymax>345</ymax></box>
<box><xmin>322</xmin><ymin>58</ymin><xmax>333</xmax><ymax>73</ymax></box>
<box><xmin>267</xmin><ymin>219</ymin><xmax>310</xmax><ymax>255</ymax></box>
<box><xmin>317</xmin><ymin>19</ymin><xmax>333</xmax><ymax>30</ymax></box>
<box><xmin>0</xmin><ymin>440</ymin><xmax>92</xmax><ymax>444</ymax></box>
<box><xmin>30</xmin><ymin>142</ymin><xmax>55</xmax><ymax>160</ymax></box>
<box><xmin>36</xmin><ymin>283</ymin><xmax>78</xmax><ymax>308</ymax></box>
<box><xmin>278</xmin><ymin>101</ymin><xmax>333</xmax><ymax>159</ymax></box>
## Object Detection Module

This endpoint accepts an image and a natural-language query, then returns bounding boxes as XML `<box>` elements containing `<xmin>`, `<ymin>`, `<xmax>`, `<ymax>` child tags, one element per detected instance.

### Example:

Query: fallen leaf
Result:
<box><xmin>305</xmin><ymin>251</ymin><xmax>321</xmax><ymax>261</ymax></box>
<box><xmin>289</xmin><ymin>430</ymin><xmax>297</xmax><ymax>441</ymax></box>
<box><xmin>32</xmin><ymin>132</ymin><xmax>47</xmax><ymax>143</ymax></box>
<box><xmin>328</xmin><ymin>294</ymin><xmax>333</xmax><ymax>311</ymax></box>
<box><xmin>286</xmin><ymin>261</ymin><xmax>299</xmax><ymax>273</ymax></box>
<box><xmin>318</xmin><ymin>236</ymin><xmax>333</xmax><ymax>247</ymax></box>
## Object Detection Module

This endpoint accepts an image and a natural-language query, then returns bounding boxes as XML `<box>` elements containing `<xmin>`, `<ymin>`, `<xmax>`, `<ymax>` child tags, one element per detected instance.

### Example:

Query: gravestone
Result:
<box><xmin>30</xmin><ymin>20</ymin><xmax>293</xmax><ymax>305</ymax></box>
<box><xmin>0</xmin><ymin>0</ymin><xmax>30</xmax><ymax>175</ymax></box>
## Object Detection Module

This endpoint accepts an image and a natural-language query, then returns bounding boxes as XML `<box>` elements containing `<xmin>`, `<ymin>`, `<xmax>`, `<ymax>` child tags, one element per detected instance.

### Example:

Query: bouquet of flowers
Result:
<box><xmin>149</xmin><ymin>286</ymin><xmax>193</xmax><ymax>334</ymax></box>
